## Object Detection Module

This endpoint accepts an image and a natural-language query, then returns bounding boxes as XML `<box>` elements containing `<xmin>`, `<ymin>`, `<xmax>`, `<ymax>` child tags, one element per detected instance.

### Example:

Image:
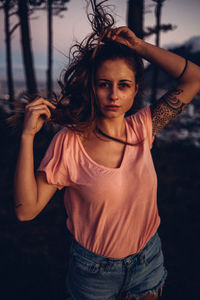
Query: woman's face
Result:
<box><xmin>95</xmin><ymin>58</ymin><xmax>138</xmax><ymax>120</ymax></box>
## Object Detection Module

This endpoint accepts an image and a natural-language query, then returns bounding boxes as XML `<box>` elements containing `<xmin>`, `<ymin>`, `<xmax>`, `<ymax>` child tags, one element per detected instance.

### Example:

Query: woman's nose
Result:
<box><xmin>109</xmin><ymin>85</ymin><xmax>119</xmax><ymax>101</ymax></box>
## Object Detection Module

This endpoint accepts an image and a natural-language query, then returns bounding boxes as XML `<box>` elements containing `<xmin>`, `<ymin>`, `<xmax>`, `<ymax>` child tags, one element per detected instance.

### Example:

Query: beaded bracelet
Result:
<box><xmin>176</xmin><ymin>58</ymin><xmax>188</xmax><ymax>81</ymax></box>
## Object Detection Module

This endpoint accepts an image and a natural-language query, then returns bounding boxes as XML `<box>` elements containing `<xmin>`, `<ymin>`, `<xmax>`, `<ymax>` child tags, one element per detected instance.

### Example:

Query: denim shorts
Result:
<box><xmin>65</xmin><ymin>233</ymin><xmax>167</xmax><ymax>300</ymax></box>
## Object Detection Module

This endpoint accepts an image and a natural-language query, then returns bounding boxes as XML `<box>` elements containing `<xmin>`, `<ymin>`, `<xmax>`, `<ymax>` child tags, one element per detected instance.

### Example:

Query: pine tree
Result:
<box><xmin>0</xmin><ymin>0</ymin><xmax>19</xmax><ymax>102</ymax></box>
<box><xmin>17</xmin><ymin>0</ymin><xmax>37</xmax><ymax>94</ymax></box>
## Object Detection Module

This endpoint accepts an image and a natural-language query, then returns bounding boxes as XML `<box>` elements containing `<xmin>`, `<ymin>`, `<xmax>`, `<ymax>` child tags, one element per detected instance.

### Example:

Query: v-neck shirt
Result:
<box><xmin>38</xmin><ymin>106</ymin><xmax>160</xmax><ymax>258</ymax></box>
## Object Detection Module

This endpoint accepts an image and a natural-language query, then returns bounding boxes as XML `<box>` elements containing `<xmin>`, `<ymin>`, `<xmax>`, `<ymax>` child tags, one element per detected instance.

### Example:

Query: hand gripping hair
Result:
<box><xmin>52</xmin><ymin>0</ymin><xmax>144</xmax><ymax>131</ymax></box>
<box><xmin>8</xmin><ymin>1</ymin><xmax>143</xmax><ymax>133</ymax></box>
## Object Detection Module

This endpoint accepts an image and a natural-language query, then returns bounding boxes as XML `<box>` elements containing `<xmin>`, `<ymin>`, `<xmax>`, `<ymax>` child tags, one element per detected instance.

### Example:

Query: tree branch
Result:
<box><xmin>9</xmin><ymin>10</ymin><xmax>19</xmax><ymax>17</ymax></box>
<box><xmin>144</xmin><ymin>24</ymin><xmax>177</xmax><ymax>37</ymax></box>
<box><xmin>10</xmin><ymin>22</ymin><xmax>20</xmax><ymax>35</ymax></box>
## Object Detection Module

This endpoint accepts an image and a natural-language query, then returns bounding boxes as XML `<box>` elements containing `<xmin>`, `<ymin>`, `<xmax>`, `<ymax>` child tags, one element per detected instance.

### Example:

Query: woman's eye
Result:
<box><xmin>97</xmin><ymin>82</ymin><xmax>109</xmax><ymax>88</ymax></box>
<box><xmin>119</xmin><ymin>83</ymin><xmax>130</xmax><ymax>89</ymax></box>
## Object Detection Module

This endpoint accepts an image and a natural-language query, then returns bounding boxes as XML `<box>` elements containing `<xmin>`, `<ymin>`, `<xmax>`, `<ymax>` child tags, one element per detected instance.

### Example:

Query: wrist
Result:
<box><xmin>21</xmin><ymin>131</ymin><xmax>35</xmax><ymax>141</ymax></box>
<box><xmin>132</xmin><ymin>37</ymin><xmax>145</xmax><ymax>53</ymax></box>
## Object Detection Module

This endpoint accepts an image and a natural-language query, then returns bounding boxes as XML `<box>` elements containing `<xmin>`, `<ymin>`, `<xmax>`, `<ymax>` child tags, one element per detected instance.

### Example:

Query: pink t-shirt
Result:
<box><xmin>38</xmin><ymin>106</ymin><xmax>160</xmax><ymax>258</ymax></box>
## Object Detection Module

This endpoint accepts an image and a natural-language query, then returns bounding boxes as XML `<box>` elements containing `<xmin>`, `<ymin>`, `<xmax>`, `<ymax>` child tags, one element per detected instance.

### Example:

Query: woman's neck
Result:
<box><xmin>96</xmin><ymin>117</ymin><xmax>126</xmax><ymax>139</ymax></box>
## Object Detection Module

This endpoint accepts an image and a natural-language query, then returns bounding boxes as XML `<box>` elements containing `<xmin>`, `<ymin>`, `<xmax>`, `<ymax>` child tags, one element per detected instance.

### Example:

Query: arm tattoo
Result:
<box><xmin>150</xmin><ymin>88</ymin><xmax>187</xmax><ymax>136</ymax></box>
<box><xmin>15</xmin><ymin>203</ymin><xmax>22</xmax><ymax>208</ymax></box>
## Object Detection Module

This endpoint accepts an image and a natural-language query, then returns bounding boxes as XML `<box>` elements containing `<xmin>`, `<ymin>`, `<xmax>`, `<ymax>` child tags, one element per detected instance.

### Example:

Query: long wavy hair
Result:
<box><xmin>50</xmin><ymin>0</ymin><xmax>144</xmax><ymax>132</ymax></box>
<box><xmin>9</xmin><ymin>0</ymin><xmax>144</xmax><ymax>136</ymax></box>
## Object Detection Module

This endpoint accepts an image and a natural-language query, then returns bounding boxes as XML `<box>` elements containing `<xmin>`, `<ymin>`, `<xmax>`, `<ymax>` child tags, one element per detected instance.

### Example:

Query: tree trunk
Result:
<box><xmin>47</xmin><ymin>0</ymin><xmax>53</xmax><ymax>97</ymax></box>
<box><xmin>4</xmin><ymin>1</ymin><xmax>15</xmax><ymax>102</ymax></box>
<box><xmin>18</xmin><ymin>0</ymin><xmax>37</xmax><ymax>94</ymax></box>
<box><xmin>127</xmin><ymin>0</ymin><xmax>144</xmax><ymax>39</ymax></box>
<box><xmin>151</xmin><ymin>0</ymin><xmax>163</xmax><ymax>103</ymax></box>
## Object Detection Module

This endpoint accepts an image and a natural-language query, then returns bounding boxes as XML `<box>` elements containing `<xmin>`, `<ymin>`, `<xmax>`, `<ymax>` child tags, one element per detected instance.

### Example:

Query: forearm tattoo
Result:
<box><xmin>150</xmin><ymin>88</ymin><xmax>187</xmax><ymax>136</ymax></box>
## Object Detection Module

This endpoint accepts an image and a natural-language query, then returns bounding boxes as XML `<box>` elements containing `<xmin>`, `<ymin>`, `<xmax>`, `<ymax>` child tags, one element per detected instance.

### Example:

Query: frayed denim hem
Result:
<box><xmin>65</xmin><ymin>269</ymin><xmax>168</xmax><ymax>300</ymax></box>
<box><xmin>119</xmin><ymin>269</ymin><xmax>168</xmax><ymax>300</ymax></box>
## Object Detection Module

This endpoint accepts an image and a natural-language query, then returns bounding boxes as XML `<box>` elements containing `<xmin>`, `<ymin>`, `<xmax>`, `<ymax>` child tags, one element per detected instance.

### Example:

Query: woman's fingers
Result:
<box><xmin>104</xmin><ymin>26</ymin><xmax>138</xmax><ymax>49</ymax></box>
<box><xmin>23</xmin><ymin>97</ymin><xmax>56</xmax><ymax>136</ymax></box>
<box><xmin>25</xmin><ymin>97</ymin><xmax>56</xmax><ymax>120</ymax></box>
<box><xmin>26</xmin><ymin>103</ymin><xmax>51</xmax><ymax>113</ymax></box>
<box><xmin>25</xmin><ymin>97</ymin><xmax>56</xmax><ymax>111</ymax></box>
<box><xmin>27</xmin><ymin>105</ymin><xmax>52</xmax><ymax>120</ymax></box>
<box><xmin>106</xmin><ymin>27</ymin><xmax>130</xmax><ymax>38</ymax></box>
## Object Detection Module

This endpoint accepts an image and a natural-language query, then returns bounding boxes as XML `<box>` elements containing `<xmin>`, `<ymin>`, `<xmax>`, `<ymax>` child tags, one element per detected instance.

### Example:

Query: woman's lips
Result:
<box><xmin>105</xmin><ymin>105</ymin><xmax>120</xmax><ymax>111</ymax></box>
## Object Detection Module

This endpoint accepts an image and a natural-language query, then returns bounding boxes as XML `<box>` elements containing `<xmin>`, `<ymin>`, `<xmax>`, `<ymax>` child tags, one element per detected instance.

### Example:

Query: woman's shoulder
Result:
<box><xmin>53</xmin><ymin>126</ymin><xmax>74</xmax><ymax>139</ymax></box>
<box><xmin>126</xmin><ymin>106</ymin><xmax>154</xmax><ymax>148</ymax></box>
<box><xmin>126</xmin><ymin>106</ymin><xmax>151</xmax><ymax>127</ymax></box>
<box><xmin>49</xmin><ymin>126</ymin><xmax>74</xmax><ymax>149</ymax></box>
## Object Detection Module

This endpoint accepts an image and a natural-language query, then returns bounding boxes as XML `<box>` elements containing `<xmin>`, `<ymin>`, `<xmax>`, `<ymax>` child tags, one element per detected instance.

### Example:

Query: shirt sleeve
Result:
<box><xmin>37</xmin><ymin>128</ymin><xmax>70</xmax><ymax>190</ymax></box>
<box><xmin>129</xmin><ymin>106</ymin><xmax>154</xmax><ymax>149</ymax></box>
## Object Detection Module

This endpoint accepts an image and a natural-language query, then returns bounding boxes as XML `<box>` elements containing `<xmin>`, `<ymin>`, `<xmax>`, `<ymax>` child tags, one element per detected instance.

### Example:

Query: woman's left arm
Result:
<box><xmin>134</xmin><ymin>38</ymin><xmax>200</xmax><ymax>135</ymax></box>
<box><xmin>109</xmin><ymin>27</ymin><xmax>200</xmax><ymax>135</ymax></box>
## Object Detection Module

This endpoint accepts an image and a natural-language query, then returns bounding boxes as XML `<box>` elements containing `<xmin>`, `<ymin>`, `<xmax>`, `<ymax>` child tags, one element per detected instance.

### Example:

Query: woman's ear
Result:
<box><xmin>135</xmin><ymin>83</ymin><xmax>139</xmax><ymax>96</ymax></box>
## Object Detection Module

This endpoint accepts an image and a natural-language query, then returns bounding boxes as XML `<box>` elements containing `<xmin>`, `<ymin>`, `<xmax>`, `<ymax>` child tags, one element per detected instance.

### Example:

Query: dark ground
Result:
<box><xmin>0</xmin><ymin>109</ymin><xmax>200</xmax><ymax>300</ymax></box>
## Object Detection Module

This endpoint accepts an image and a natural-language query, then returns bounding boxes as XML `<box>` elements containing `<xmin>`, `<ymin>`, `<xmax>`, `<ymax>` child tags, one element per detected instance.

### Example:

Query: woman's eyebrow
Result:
<box><xmin>119</xmin><ymin>79</ymin><xmax>133</xmax><ymax>83</ymax></box>
<box><xmin>96</xmin><ymin>79</ymin><xmax>133</xmax><ymax>82</ymax></box>
<box><xmin>96</xmin><ymin>78</ymin><xmax>110</xmax><ymax>81</ymax></box>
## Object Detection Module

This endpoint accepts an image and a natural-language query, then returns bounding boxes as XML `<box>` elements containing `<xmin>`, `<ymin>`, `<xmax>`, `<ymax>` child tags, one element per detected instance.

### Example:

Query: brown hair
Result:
<box><xmin>50</xmin><ymin>0</ymin><xmax>144</xmax><ymax>132</ymax></box>
<box><xmin>8</xmin><ymin>1</ymin><xmax>144</xmax><ymax>137</ymax></box>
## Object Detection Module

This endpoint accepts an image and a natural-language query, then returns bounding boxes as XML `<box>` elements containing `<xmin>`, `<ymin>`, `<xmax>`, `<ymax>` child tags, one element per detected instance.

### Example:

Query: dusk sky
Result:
<box><xmin>0</xmin><ymin>0</ymin><xmax>200</xmax><ymax>82</ymax></box>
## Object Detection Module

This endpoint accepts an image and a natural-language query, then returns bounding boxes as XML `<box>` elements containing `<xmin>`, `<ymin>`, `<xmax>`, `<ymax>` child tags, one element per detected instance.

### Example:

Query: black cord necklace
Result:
<box><xmin>96</xmin><ymin>126</ymin><xmax>136</xmax><ymax>146</ymax></box>
<box><xmin>96</xmin><ymin>123</ymin><xmax>145</xmax><ymax>147</ymax></box>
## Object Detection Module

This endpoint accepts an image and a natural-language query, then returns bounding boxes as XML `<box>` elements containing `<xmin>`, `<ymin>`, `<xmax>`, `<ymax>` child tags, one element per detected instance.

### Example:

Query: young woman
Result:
<box><xmin>14</xmin><ymin>2</ymin><xmax>200</xmax><ymax>300</ymax></box>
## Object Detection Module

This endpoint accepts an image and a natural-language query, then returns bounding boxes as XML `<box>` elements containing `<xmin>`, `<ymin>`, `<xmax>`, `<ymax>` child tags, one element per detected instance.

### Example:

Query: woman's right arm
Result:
<box><xmin>14</xmin><ymin>98</ymin><xmax>57</xmax><ymax>221</ymax></box>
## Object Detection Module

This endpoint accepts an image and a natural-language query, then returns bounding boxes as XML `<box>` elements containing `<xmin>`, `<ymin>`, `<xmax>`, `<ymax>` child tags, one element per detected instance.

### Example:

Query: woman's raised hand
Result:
<box><xmin>105</xmin><ymin>26</ymin><xmax>141</xmax><ymax>50</ymax></box>
<box><xmin>23</xmin><ymin>97</ymin><xmax>56</xmax><ymax>136</ymax></box>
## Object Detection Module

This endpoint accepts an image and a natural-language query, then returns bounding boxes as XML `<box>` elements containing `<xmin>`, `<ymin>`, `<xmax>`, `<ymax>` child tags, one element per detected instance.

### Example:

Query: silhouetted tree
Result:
<box><xmin>145</xmin><ymin>0</ymin><xmax>176</xmax><ymax>102</ymax></box>
<box><xmin>0</xmin><ymin>0</ymin><xmax>19</xmax><ymax>102</ymax></box>
<box><xmin>17</xmin><ymin>0</ymin><xmax>37</xmax><ymax>94</ymax></box>
<box><xmin>127</xmin><ymin>0</ymin><xmax>144</xmax><ymax>111</ymax></box>
<box><xmin>46</xmin><ymin>0</ymin><xmax>69</xmax><ymax>97</ymax></box>
<box><xmin>30</xmin><ymin>0</ymin><xmax>69</xmax><ymax>97</ymax></box>
<box><xmin>151</xmin><ymin>0</ymin><xmax>164</xmax><ymax>102</ymax></box>
<box><xmin>127</xmin><ymin>0</ymin><xmax>144</xmax><ymax>40</ymax></box>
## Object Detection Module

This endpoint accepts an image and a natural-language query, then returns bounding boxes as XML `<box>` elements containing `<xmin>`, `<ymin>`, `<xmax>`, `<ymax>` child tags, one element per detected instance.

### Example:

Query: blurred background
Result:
<box><xmin>0</xmin><ymin>1</ymin><xmax>200</xmax><ymax>299</ymax></box>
